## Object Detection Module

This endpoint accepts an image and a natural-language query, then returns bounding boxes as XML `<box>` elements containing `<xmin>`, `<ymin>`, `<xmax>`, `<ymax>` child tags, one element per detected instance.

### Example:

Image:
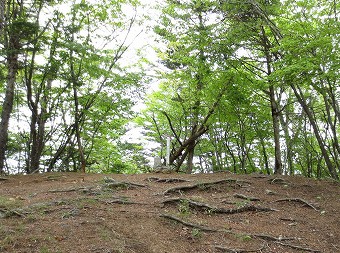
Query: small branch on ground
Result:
<box><xmin>49</xmin><ymin>187</ymin><xmax>88</xmax><ymax>193</ymax></box>
<box><xmin>215</xmin><ymin>244</ymin><xmax>265</xmax><ymax>252</ymax></box>
<box><xmin>233</xmin><ymin>194</ymin><xmax>260</xmax><ymax>201</ymax></box>
<box><xmin>269</xmin><ymin>178</ymin><xmax>290</xmax><ymax>185</ymax></box>
<box><xmin>280</xmin><ymin>217</ymin><xmax>297</xmax><ymax>222</ymax></box>
<box><xmin>274</xmin><ymin>198</ymin><xmax>319</xmax><ymax>211</ymax></box>
<box><xmin>0</xmin><ymin>177</ymin><xmax>8</xmax><ymax>181</ymax></box>
<box><xmin>253</xmin><ymin>234</ymin><xmax>295</xmax><ymax>241</ymax></box>
<box><xmin>160</xmin><ymin>213</ymin><xmax>218</xmax><ymax>232</ymax></box>
<box><xmin>98</xmin><ymin>198</ymin><xmax>147</xmax><ymax>205</ymax></box>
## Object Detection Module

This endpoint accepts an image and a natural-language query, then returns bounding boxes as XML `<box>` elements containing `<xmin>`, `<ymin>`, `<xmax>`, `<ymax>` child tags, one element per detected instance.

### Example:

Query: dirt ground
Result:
<box><xmin>0</xmin><ymin>172</ymin><xmax>339</xmax><ymax>253</ymax></box>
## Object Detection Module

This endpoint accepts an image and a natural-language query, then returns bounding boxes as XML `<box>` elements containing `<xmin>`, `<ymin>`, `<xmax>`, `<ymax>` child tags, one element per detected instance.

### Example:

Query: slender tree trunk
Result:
<box><xmin>0</xmin><ymin>56</ymin><xmax>17</xmax><ymax>173</ymax></box>
<box><xmin>224</xmin><ymin>139</ymin><xmax>237</xmax><ymax>173</ymax></box>
<box><xmin>260</xmin><ymin>25</ymin><xmax>283</xmax><ymax>175</ymax></box>
<box><xmin>269</xmin><ymin>85</ymin><xmax>283</xmax><ymax>175</ymax></box>
<box><xmin>0</xmin><ymin>25</ymin><xmax>20</xmax><ymax>173</ymax></box>
<box><xmin>73</xmin><ymin>86</ymin><xmax>86</xmax><ymax>173</ymax></box>
<box><xmin>291</xmin><ymin>84</ymin><xmax>339</xmax><ymax>180</ymax></box>
<box><xmin>0</xmin><ymin>0</ymin><xmax>4</xmax><ymax>34</ymax></box>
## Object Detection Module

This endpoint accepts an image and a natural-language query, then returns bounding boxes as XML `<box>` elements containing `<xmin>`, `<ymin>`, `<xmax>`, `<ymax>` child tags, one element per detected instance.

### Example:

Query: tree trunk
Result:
<box><xmin>0</xmin><ymin>0</ymin><xmax>4</xmax><ymax>33</ymax></box>
<box><xmin>186</xmin><ymin>141</ymin><xmax>195</xmax><ymax>174</ymax></box>
<box><xmin>291</xmin><ymin>84</ymin><xmax>339</xmax><ymax>180</ymax></box>
<box><xmin>27</xmin><ymin>80</ymin><xmax>52</xmax><ymax>174</ymax></box>
<box><xmin>73</xmin><ymin>85</ymin><xmax>86</xmax><ymax>173</ymax></box>
<box><xmin>0</xmin><ymin>30</ymin><xmax>20</xmax><ymax>173</ymax></box>
<box><xmin>259</xmin><ymin>25</ymin><xmax>283</xmax><ymax>175</ymax></box>
<box><xmin>269</xmin><ymin>85</ymin><xmax>283</xmax><ymax>174</ymax></box>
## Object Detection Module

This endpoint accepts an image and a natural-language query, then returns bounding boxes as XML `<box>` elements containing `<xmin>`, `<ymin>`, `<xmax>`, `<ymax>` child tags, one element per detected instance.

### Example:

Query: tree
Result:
<box><xmin>0</xmin><ymin>0</ymin><xmax>27</xmax><ymax>173</ymax></box>
<box><xmin>141</xmin><ymin>0</ymin><xmax>240</xmax><ymax>173</ymax></box>
<box><xmin>273</xmin><ymin>0</ymin><xmax>340</xmax><ymax>179</ymax></box>
<box><xmin>1</xmin><ymin>0</ymin><xmax>145</xmax><ymax>174</ymax></box>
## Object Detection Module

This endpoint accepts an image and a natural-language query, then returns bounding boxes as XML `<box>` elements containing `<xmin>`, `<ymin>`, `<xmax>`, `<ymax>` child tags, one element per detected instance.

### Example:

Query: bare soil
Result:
<box><xmin>0</xmin><ymin>172</ymin><xmax>339</xmax><ymax>253</ymax></box>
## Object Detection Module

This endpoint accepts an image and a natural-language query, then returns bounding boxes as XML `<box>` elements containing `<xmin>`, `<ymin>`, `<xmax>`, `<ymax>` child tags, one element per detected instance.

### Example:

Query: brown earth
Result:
<box><xmin>0</xmin><ymin>172</ymin><xmax>339</xmax><ymax>253</ymax></box>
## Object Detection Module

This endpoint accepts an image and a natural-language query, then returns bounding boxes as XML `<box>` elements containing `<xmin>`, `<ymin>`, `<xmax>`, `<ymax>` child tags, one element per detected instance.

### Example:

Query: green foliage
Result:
<box><xmin>137</xmin><ymin>0</ymin><xmax>340</xmax><ymax>179</ymax></box>
<box><xmin>191</xmin><ymin>228</ymin><xmax>202</xmax><ymax>239</ymax></box>
<box><xmin>1</xmin><ymin>0</ymin><xmax>339</xmax><ymax>179</ymax></box>
<box><xmin>1</xmin><ymin>0</ymin><xmax>148</xmax><ymax>174</ymax></box>
<box><xmin>178</xmin><ymin>199</ymin><xmax>191</xmax><ymax>216</ymax></box>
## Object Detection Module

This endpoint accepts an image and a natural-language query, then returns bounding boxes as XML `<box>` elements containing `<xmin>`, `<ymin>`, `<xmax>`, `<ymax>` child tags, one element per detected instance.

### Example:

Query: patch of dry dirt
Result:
<box><xmin>0</xmin><ymin>172</ymin><xmax>339</xmax><ymax>253</ymax></box>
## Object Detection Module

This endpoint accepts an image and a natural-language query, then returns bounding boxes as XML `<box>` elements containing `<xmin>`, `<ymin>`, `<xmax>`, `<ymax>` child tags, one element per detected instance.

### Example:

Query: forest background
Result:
<box><xmin>0</xmin><ymin>0</ymin><xmax>339</xmax><ymax>180</ymax></box>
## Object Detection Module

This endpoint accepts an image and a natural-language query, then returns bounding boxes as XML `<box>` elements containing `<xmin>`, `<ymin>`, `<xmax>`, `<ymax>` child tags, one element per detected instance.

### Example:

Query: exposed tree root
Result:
<box><xmin>274</xmin><ymin>198</ymin><xmax>318</xmax><ymax>211</ymax></box>
<box><xmin>275</xmin><ymin>242</ymin><xmax>321</xmax><ymax>252</ymax></box>
<box><xmin>159</xmin><ymin>213</ymin><xmax>218</xmax><ymax>232</ymax></box>
<box><xmin>161</xmin><ymin>213</ymin><xmax>320</xmax><ymax>252</ymax></box>
<box><xmin>233</xmin><ymin>194</ymin><xmax>260</xmax><ymax>201</ymax></box>
<box><xmin>103</xmin><ymin>181</ymin><xmax>146</xmax><ymax>190</ymax></box>
<box><xmin>49</xmin><ymin>187</ymin><xmax>88</xmax><ymax>193</ymax></box>
<box><xmin>146</xmin><ymin>177</ymin><xmax>190</xmax><ymax>183</ymax></box>
<box><xmin>103</xmin><ymin>177</ymin><xmax>146</xmax><ymax>188</ymax></box>
<box><xmin>253</xmin><ymin>234</ymin><xmax>320</xmax><ymax>252</ymax></box>
<box><xmin>161</xmin><ymin>198</ymin><xmax>277</xmax><ymax>214</ymax></box>
<box><xmin>253</xmin><ymin>233</ymin><xmax>295</xmax><ymax>241</ymax></box>
<box><xmin>252</xmin><ymin>175</ymin><xmax>268</xmax><ymax>179</ymax></box>
<box><xmin>49</xmin><ymin>180</ymin><xmax>146</xmax><ymax>195</ymax></box>
<box><xmin>0</xmin><ymin>208</ymin><xmax>24</xmax><ymax>218</ymax></box>
<box><xmin>269</xmin><ymin>177</ymin><xmax>290</xmax><ymax>185</ymax></box>
<box><xmin>98</xmin><ymin>198</ymin><xmax>146</xmax><ymax>205</ymax></box>
<box><xmin>163</xmin><ymin>178</ymin><xmax>250</xmax><ymax>195</ymax></box>
<box><xmin>215</xmin><ymin>244</ymin><xmax>265</xmax><ymax>253</ymax></box>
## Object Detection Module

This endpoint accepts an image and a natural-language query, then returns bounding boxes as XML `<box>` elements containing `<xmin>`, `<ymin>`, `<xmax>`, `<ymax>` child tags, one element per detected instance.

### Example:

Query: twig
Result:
<box><xmin>276</xmin><ymin>242</ymin><xmax>321</xmax><ymax>252</ymax></box>
<box><xmin>48</xmin><ymin>187</ymin><xmax>85</xmax><ymax>193</ymax></box>
<box><xmin>215</xmin><ymin>244</ymin><xmax>265</xmax><ymax>252</ymax></box>
<box><xmin>98</xmin><ymin>199</ymin><xmax>147</xmax><ymax>205</ymax></box>
<box><xmin>253</xmin><ymin>234</ymin><xmax>295</xmax><ymax>241</ymax></box>
<box><xmin>0</xmin><ymin>177</ymin><xmax>8</xmax><ymax>181</ymax></box>
<box><xmin>233</xmin><ymin>193</ymin><xmax>260</xmax><ymax>201</ymax></box>
<box><xmin>274</xmin><ymin>198</ymin><xmax>319</xmax><ymax>211</ymax></box>
<box><xmin>269</xmin><ymin>178</ymin><xmax>289</xmax><ymax>184</ymax></box>
<box><xmin>160</xmin><ymin>214</ymin><xmax>218</xmax><ymax>232</ymax></box>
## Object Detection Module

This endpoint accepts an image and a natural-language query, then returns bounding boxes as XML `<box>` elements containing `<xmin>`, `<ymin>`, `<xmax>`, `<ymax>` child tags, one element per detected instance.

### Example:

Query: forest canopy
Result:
<box><xmin>0</xmin><ymin>0</ymin><xmax>339</xmax><ymax>180</ymax></box>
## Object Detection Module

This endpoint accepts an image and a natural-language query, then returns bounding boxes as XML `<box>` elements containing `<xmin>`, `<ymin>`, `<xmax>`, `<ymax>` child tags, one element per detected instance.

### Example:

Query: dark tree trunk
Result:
<box><xmin>186</xmin><ymin>141</ymin><xmax>196</xmax><ymax>174</ymax></box>
<box><xmin>269</xmin><ymin>85</ymin><xmax>283</xmax><ymax>175</ymax></box>
<box><xmin>0</xmin><ymin>55</ymin><xmax>17</xmax><ymax>173</ymax></box>
<box><xmin>0</xmin><ymin>26</ymin><xmax>20</xmax><ymax>173</ymax></box>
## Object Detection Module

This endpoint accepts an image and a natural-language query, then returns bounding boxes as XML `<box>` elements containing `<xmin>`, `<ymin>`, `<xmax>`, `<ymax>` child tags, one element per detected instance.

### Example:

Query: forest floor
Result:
<box><xmin>0</xmin><ymin>172</ymin><xmax>339</xmax><ymax>253</ymax></box>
